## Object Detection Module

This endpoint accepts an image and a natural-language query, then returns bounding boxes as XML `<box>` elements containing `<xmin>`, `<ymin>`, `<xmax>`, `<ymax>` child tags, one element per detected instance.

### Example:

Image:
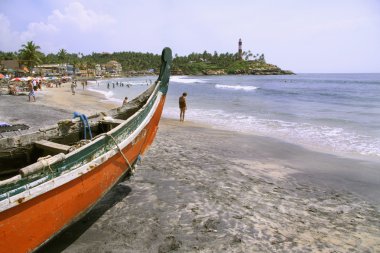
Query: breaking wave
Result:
<box><xmin>215</xmin><ymin>84</ymin><xmax>258</xmax><ymax>91</ymax></box>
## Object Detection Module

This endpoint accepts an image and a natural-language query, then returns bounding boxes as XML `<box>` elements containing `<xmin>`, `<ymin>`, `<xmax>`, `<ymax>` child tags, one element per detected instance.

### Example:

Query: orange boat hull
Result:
<box><xmin>0</xmin><ymin>96</ymin><xmax>166</xmax><ymax>253</ymax></box>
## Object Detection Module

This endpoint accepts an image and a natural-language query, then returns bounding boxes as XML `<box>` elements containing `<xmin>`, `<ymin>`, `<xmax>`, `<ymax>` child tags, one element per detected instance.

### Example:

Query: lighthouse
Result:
<box><xmin>238</xmin><ymin>38</ymin><xmax>243</xmax><ymax>60</ymax></box>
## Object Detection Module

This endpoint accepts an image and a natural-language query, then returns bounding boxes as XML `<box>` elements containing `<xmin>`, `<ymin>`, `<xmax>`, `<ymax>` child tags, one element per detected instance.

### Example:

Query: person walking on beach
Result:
<box><xmin>71</xmin><ymin>81</ymin><xmax>77</xmax><ymax>95</ymax></box>
<box><xmin>179</xmin><ymin>92</ymin><xmax>187</xmax><ymax>122</ymax></box>
<box><xmin>28</xmin><ymin>80</ymin><xmax>36</xmax><ymax>102</ymax></box>
<box><xmin>32</xmin><ymin>79</ymin><xmax>38</xmax><ymax>91</ymax></box>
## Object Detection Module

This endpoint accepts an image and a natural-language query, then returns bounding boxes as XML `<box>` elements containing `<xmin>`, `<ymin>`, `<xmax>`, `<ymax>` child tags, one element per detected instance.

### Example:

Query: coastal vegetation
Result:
<box><xmin>17</xmin><ymin>41</ymin><xmax>43</xmax><ymax>71</ymax></box>
<box><xmin>0</xmin><ymin>41</ymin><xmax>293</xmax><ymax>76</ymax></box>
<box><xmin>172</xmin><ymin>51</ymin><xmax>293</xmax><ymax>75</ymax></box>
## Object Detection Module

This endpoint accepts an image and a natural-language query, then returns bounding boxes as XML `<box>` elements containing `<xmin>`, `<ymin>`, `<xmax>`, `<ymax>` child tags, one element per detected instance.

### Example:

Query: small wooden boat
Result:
<box><xmin>0</xmin><ymin>48</ymin><xmax>172</xmax><ymax>253</ymax></box>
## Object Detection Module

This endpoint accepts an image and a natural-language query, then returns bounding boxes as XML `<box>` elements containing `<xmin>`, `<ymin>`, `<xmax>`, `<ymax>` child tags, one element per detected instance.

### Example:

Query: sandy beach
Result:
<box><xmin>1</xmin><ymin>84</ymin><xmax>380</xmax><ymax>252</ymax></box>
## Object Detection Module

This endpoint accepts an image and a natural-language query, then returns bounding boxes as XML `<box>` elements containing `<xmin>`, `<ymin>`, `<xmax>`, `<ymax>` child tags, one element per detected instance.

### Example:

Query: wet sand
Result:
<box><xmin>1</xmin><ymin>85</ymin><xmax>380</xmax><ymax>252</ymax></box>
<box><xmin>0</xmin><ymin>83</ymin><xmax>115</xmax><ymax>134</ymax></box>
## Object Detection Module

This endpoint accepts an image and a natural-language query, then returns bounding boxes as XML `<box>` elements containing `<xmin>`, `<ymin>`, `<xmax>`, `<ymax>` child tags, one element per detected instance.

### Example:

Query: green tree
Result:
<box><xmin>0</xmin><ymin>51</ymin><xmax>18</xmax><ymax>61</ymax></box>
<box><xmin>244</xmin><ymin>50</ymin><xmax>253</xmax><ymax>61</ymax></box>
<box><xmin>86</xmin><ymin>61</ymin><xmax>96</xmax><ymax>76</ymax></box>
<box><xmin>258</xmin><ymin>53</ymin><xmax>266</xmax><ymax>63</ymax></box>
<box><xmin>18</xmin><ymin>41</ymin><xmax>43</xmax><ymax>72</ymax></box>
<box><xmin>57</xmin><ymin>49</ymin><xmax>68</xmax><ymax>64</ymax></box>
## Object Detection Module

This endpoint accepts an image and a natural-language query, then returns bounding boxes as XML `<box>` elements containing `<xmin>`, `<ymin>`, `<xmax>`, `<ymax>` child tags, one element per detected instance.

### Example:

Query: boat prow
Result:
<box><xmin>0</xmin><ymin>48</ymin><xmax>172</xmax><ymax>253</ymax></box>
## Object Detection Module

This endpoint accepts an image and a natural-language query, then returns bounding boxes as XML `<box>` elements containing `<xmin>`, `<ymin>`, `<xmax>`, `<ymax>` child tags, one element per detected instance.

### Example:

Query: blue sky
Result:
<box><xmin>1</xmin><ymin>0</ymin><xmax>379</xmax><ymax>73</ymax></box>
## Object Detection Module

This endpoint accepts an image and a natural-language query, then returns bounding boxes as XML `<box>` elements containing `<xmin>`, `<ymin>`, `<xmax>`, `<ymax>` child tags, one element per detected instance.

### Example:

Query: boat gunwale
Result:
<box><xmin>0</xmin><ymin>80</ymin><xmax>164</xmax><ymax>212</ymax></box>
<box><xmin>63</xmin><ymin>80</ymin><xmax>161</xmax><ymax>159</ymax></box>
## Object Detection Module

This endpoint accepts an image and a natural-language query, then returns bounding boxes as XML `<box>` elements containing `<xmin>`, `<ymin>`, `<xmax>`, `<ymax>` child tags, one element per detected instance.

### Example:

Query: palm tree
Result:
<box><xmin>244</xmin><ymin>50</ymin><xmax>253</xmax><ymax>61</ymax></box>
<box><xmin>57</xmin><ymin>49</ymin><xmax>68</xmax><ymax>64</ymax></box>
<box><xmin>86</xmin><ymin>61</ymin><xmax>95</xmax><ymax>77</ymax></box>
<box><xmin>18</xmin><ymin>41</ymin><xmax>42</xmax><ymax>72</ymax></box>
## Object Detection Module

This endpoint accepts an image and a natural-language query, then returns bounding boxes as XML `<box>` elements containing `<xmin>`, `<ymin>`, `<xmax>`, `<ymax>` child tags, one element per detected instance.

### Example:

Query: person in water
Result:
<box><xmin>179</xmin><ymin>92</ymin><xmax>187</xmax><ymax>122</ymax></box>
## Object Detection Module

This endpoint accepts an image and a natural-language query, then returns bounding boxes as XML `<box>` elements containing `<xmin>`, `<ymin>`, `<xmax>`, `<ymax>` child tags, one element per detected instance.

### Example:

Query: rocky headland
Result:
<box><xmin>171</xmin><ymin>60</ymin><xmax>294</xmax><ymax>76</ymax></box>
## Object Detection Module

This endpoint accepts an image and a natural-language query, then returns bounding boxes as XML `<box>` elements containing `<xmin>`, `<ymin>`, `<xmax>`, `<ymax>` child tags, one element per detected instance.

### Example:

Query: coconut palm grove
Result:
<box><xmin>0</xmin><ymin>40</ymin><xmax>292</xmax><ymax>77</ymax></box>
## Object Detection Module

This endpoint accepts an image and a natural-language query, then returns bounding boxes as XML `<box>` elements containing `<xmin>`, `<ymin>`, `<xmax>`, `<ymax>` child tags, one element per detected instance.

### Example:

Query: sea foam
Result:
<box><xmin>215</xmin><ymin>84</ymin><xmax>258</xmax><ymax>91</ymax></box>
<box><xmin>87</xmin><ymin>87</ymin><xmax>122</xmax><ymax>104</ymax></box>
<box><xmin>171</xmin><ymin>76</ymin><xmax>205</xmax><ymax>84</ymax></box>
<box><xmin>163</xmin><ymin>106</ymin><xmax>380</xmax><ymax>158</ymax></box>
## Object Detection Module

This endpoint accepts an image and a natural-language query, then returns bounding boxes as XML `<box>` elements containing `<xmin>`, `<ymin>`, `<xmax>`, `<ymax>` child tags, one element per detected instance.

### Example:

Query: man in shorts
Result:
<box><xmin>179</xmin><ymin>92</ymin><xmax>187</xmax><ymax>122</ymax></box>
<box><xmin>28</xmin><ymin>80</ymin><xmax>36</xmax><ymax>102</ymax></box>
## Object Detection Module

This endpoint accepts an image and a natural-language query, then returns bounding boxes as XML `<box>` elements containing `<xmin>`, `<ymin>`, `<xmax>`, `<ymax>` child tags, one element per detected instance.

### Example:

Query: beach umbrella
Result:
<box><xmin>0</xmin><ymin>74</ymin><xmax>4</xmax><ymax>79</ymax></box>
<box><xmin>26</xmin><ymin>76</ymin><xmax>33</xmax><ymax>81</ymax></box>
<box><xmin>11</xmin><ymin>77</ymin><xmax>23</xmax><ymax>82</ymax></box>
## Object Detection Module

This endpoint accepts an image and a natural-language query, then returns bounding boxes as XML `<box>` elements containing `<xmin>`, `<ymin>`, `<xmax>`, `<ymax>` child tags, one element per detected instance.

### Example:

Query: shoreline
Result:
<box><xmin>1</xmin><ymin>84</ymin><xmax>379</xmax><ymax>252</ymax></box>
<box><xmin>88</xmin><ymin>78</ymin><xmax>380</xmax><ymax>163</ymax></box>
<box><xmin>37</xmin><ymin>82</ymin><xmax>118</xmax><ymax>114</ymax></box>
<box><xmin>86</xmin><ymin>75</ymin><xmax>380</xmax><ymax>162</ymax></box>
<box><xmin>41</xmin><ymin>117</ymin><xmax>380</xmax><ymax>252</ymax></box>
<box><xmin>2</xmin><ymin>85</ymin><xmax>380</xmax><ymax>205</ymax></box>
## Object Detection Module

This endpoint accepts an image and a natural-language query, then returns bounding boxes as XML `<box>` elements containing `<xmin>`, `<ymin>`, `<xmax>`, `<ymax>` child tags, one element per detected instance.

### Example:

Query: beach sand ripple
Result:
<box><xmin>3</xmin><ymin>87</ymin><xmax>378</xmax><ymax>253</ymax></box>
<box><xmin>40</xmin><ymin>119</ymin><xmax>380</xmax><ymax>253</ymax></box>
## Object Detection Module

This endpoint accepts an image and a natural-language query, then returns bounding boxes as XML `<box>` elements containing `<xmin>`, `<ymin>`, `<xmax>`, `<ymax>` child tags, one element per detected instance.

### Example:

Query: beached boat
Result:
<box><xmin>0</xmin><ymin>48</ymin><xmax>172</xmax><ymax>253</ymax></box>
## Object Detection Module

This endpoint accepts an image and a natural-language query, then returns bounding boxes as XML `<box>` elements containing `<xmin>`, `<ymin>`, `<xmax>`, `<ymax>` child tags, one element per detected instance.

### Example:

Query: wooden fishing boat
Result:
<box><xmin>0</xmin><ymin>48</ymin><xmax>172</xmax><ymax>253</ymax></box>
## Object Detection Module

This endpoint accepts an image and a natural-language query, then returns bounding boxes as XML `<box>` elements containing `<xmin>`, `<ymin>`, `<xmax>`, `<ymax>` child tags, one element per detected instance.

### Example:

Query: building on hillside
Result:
<box><xmin>33</xmin><ymin>64</ymin><xmax>74</xmax><ymax>76</ymax></box>
<box><xmin>1</xmin><ymin>60</ymin><xmax>29</xmax><ymax>77</ymax></box>
<box><xmin>95</xmin><ymin>64</ymin><xmax>106</xmax><ymax>77</ymax></box>
<box><xmin>105</xmin><ymin>61</ymin><xmax>122</xmax><ymax>76</ymax></box>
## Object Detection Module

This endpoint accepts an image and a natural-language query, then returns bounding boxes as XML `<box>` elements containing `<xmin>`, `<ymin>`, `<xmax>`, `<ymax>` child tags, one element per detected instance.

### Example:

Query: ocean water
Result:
<box><xmin>87</xmin><ymin>74</ymin><xmax>380</xmax><ymax>159</ymax></box>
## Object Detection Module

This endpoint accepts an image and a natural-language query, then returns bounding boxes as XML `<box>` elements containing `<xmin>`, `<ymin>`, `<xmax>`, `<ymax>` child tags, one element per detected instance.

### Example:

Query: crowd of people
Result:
<box><xmin>4</xmin><ymin>77</ymin><xmax>189</xmax><ymax>122</ymax></box>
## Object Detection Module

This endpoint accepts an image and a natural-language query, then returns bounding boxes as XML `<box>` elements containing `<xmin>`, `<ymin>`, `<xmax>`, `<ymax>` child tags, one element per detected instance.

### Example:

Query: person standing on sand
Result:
<box><xmin>71</xmin><ymin>81</ymin><xmax>76</xmax><ymax>95</ymax></box>
<box><xmin>28</xmin><ymin>80</ymin><xmax>36</xmax><ymax>102</ymax></box>
<box><xmin>179</xmin><ymin>92</ymin><xmax>187</xmax><ymax>122</ymax></box>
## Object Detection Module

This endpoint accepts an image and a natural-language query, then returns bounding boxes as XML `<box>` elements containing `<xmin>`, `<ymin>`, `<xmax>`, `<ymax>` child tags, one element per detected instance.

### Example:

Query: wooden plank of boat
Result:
<box><xmin>100</xmin><ymin>118</ymin><xmax>125</xmax><ymax>125</ymax></box>
<box><xmin>34</xmin><ymin>140</ymin><xmax>71</xmax><ymax>154</ymax></box>
<box><xmin>0</xmin><ymin>47</ymin><xmax>173</xmax><ymax>253</ymax></box>
<box><xmin>100</xmin><ymin>118</ymin><xmax>125</xmax><ymax>131</ymax></box>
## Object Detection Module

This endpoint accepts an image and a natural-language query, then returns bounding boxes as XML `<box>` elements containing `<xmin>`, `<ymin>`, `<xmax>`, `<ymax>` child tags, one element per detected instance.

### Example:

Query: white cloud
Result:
<box><xmin>20</xmin><ymin>22</ymin><xmax>58</xmax><ymax>42</ymax></box>
<box><xmin>1</xmin><ymin>0</ymin><xmax>379</xmax><ymax>72</ymax></box>
<box><xmin>47</xmin><ymin>2</ymin><xmax>116</xmax><ymax>32</ymax></box>
<box><xmin>0</xmin><ymin>14</ymin><xmax>22</xmax><ymax>51</ymax></box>
<box><xmin>0</xmin><ymin>2</ymin><xmax>116</xmax><ymax>53</ymax></box>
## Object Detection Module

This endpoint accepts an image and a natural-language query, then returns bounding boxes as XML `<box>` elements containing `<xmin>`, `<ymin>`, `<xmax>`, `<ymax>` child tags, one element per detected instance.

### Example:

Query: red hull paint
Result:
<box><xmin>0</xmin><ymin>95</ymin><xmax>166</xmax><ymax>253</ymax></box>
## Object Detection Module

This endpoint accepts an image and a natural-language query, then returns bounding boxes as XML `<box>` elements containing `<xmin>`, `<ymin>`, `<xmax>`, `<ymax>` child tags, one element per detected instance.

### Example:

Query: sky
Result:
<box><xmin>0</xmin><ymin>0</ymin><xmax>379</xmax><ymax>73</ymax></box>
